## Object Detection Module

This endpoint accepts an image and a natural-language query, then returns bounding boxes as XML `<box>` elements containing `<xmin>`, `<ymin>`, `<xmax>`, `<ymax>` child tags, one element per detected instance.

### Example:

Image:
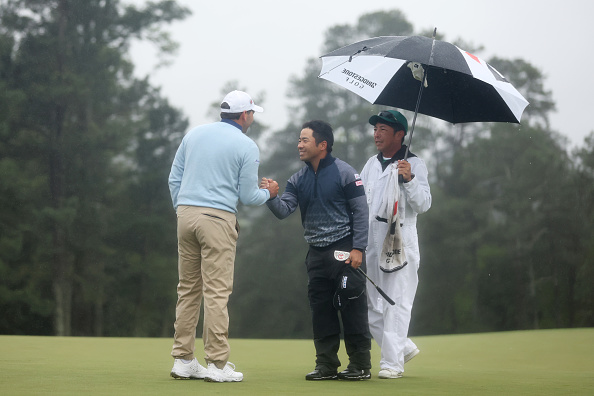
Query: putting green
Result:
<box><xmin>0</xmin><ymin>329</ymin><xmax>592</xmax><ymax>395</ymax></box>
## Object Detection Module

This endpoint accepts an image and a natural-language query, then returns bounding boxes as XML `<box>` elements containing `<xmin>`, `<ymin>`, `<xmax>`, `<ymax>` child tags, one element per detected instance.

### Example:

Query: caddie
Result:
<box><xmin>360</xmin><ymin>110</ymin><xmax>432</xmax><ymax>379</ymax></box>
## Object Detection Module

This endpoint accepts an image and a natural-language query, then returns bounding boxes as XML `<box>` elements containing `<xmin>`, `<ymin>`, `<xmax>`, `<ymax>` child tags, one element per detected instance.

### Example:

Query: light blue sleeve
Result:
<box><xmin>238</xmin><ymin>142</ymin><xmax>270</xmax><ymax>206</ymax></box>
<box><xmin>168</xmin><ymin>139</ymin><xmax>185</xmax><ymax>209</ymax></box>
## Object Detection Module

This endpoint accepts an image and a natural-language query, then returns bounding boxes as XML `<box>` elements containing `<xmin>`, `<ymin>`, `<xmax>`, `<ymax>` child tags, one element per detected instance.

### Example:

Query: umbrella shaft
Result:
<box><xmin>404</xmin><ymin>66</ymin><xmax>427</xmax><ymax>161</ymax></box>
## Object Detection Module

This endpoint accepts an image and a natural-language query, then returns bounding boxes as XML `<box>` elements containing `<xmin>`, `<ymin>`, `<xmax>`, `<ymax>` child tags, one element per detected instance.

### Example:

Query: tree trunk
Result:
<box><xmin>528</xmin><ymin>260</ymin><xmax>539</xmax><ymax>329</ymax></box>
<box><xmin>49</xmin><ymin>114</ymin><xmax>72</xmax><ymax>335</ymax></box>
<box><xmin>94</xmin><ymin>275</ymin><xmax>104</xmax><ymax>337</ymax></box>
<box><xmin>51</xmin><ymin>0</ymin><xmax>72</xmax><ymax>336</ymax></box>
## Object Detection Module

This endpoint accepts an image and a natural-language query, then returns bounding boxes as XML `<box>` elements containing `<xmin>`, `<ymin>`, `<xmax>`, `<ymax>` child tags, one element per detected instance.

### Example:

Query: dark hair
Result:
<box><xmin>392</xmin><ymin>123</ymin><xmax>406</xmax><ymax>134</ymax></box>
<box><xmin>220</xmin><ymin>112</ymin><xmax>242</xmax><ymax>120</ymax></box>
<box><xmin>220</xmin><ymin>101</ymin><xmax>242</xmax><ymax>120</ymax></box>
<box><xmin>302</xmin><ymin>120</ymin><xmax>334</xmax><ymax>153</ymax></box>
<box><xmin>392</xmin><ymin>123</ymin><xmax>406</xmax><ymax>144</ymax></box>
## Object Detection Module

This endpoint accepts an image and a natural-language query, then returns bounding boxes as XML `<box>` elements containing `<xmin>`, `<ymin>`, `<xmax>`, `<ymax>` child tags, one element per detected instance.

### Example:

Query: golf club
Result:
<box><xmin>357</xmin><ymin>268</ymin><xmax>395</xmax><ymax>305</ymax></box>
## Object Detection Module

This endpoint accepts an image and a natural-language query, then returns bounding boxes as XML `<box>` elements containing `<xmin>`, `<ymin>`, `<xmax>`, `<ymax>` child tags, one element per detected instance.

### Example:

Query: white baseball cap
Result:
<box><xmin>220</xmin><ymin>90</ymin><xmax>264</xmax><ymax>113</ymax></box>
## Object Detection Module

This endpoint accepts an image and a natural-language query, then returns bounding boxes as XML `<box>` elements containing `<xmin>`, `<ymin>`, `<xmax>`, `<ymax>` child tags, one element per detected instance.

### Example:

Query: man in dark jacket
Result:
<box><xmin>262</xmin><ymin>120</ymin><xmax>371</xmax><ymax>381</ymax></box>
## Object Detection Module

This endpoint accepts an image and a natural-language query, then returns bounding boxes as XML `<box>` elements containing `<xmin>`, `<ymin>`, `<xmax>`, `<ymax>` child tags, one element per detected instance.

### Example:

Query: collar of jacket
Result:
<box><xmin>220</xmin><ymin>118</ymin><xmax>242</xmax><ymax>131</ymax></box>
<box><xmin>306</xmin><ymin>153</ymin><xmax>336</xmax><ymax>172</ymax></box>
<box><xmin>376</xmin><ymin>145</ymin><xmax>416</xmax><ymax>171</ymax></box>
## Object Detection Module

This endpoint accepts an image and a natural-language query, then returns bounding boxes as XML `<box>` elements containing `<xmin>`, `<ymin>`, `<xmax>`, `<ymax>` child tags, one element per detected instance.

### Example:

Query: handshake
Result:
<box><xmin>260</xmin><ymin>177</ymin><xmax>279</xmax><ymax>199</ymax></box>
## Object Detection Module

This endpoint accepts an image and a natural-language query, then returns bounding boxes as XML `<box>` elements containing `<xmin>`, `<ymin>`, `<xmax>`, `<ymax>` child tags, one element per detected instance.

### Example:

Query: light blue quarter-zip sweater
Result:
<box><xmin>168</xmin><ymin>120</ymin><xmax>270</xmax><ymax>213</ymax></box>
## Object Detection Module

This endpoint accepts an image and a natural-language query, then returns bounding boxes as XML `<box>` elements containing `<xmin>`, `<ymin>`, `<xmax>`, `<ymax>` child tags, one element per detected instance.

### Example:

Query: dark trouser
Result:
<box><xmin>305</xmin><ymin>239</ymin><xmax>371</xmax><ymax>371</ymax></box>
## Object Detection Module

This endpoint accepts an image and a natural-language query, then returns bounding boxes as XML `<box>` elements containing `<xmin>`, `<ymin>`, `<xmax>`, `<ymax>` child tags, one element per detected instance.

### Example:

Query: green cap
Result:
<box><xmin>369</xmin><ymin>110</ymin><xmax>408</xmax><ymax>134</ymax></box>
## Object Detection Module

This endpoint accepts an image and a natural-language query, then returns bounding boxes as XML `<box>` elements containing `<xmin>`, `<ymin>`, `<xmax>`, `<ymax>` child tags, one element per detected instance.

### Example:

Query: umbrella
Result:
<box><xmin>318</xmin><ymin>30</ymin><xmax>529</xmax><ymax>158</ymax></box>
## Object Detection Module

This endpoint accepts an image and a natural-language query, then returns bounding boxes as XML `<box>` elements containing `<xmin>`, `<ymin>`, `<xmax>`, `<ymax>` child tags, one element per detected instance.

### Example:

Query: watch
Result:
<box><xmin>403</xmin><ymin>173</ymin><xmax>415</xmax><ymax>183</ymax></box>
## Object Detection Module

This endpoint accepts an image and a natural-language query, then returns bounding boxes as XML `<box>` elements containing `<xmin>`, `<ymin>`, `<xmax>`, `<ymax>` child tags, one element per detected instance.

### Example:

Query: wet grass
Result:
<box><xmin>0</xmin><ymin>328</ymin><xmax>592</xmax><ymax>395</ymax></box>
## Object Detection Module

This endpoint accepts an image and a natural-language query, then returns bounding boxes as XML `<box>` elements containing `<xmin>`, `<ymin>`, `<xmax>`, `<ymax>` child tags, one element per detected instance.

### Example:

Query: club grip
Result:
<box><xmin>357</xmin><ymin>268</ymin><xmax>396</xmax><ymax>305</ymax></box>
<box><xmin>377</xmin><ymin>286</ymin><xmax>396</xmax><ymax>305</ymax></box>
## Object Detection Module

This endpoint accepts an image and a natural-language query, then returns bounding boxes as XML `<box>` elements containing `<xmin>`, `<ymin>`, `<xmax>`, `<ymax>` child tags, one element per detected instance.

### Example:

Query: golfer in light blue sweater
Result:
<box><xmin>168</xmin><ymin>90</ymin><xmax>278</xmax><ymax>383</ymax></box>
<box><xmin>169</xmin><ymin>119</ymin><xmax>269</xmax><ymax>213</ymax></box>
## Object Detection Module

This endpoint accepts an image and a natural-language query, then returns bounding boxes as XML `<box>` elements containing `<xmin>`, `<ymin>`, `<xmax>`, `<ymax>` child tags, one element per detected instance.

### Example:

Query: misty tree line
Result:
<box><xmin>1</xmin><ymin>2</ymin><xmax>592</xmax><ymax>338</ymax></box>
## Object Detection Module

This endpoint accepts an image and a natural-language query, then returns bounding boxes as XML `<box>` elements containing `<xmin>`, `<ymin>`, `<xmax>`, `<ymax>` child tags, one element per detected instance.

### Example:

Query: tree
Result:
<box><xmin>417</xmin><ymin>123</ymin><xmax>574</xmax><ymax>332</ymax></box>
<box><xmin>572</xmin><ymin>132</ymin><xmax>594</xmax><ymax>326</ymax></box>
<box><xmin>0</xmin><ymin>0</ymin><xmax>190</xmax><ymax>336</ymax></box>
<box><xmin>415</xmin><ymin>102</ymin><xmax>594</xmax><ymax>334</ymax></box>
<box><xmin>101</xmin><ymin>83</ymin><xmax>188</xmax><ymax>337</ymax></box>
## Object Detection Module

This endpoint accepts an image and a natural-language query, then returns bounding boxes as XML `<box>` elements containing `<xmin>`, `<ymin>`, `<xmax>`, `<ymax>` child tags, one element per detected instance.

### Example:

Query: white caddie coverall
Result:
<box><xmin>360</xmin><ymin>151</ymin><xmax>431</xmax><ymax>373</ymax></box>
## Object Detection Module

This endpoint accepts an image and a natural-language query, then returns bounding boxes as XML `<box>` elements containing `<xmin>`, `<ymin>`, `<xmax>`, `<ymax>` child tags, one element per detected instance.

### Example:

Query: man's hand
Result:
<box><xmin>397</xmin><ymin>160</ymin><xmax>413</xmax><ymax>182</ymax></box>
<box><xmin>261</xmin><ymin>177</ymin><xmax>279</xmax><ymax>198</ymax></box>
<box><xmin>345</xmin><ymin>249</ymin><xmax>363</xmax><ymax>269</ymax></box>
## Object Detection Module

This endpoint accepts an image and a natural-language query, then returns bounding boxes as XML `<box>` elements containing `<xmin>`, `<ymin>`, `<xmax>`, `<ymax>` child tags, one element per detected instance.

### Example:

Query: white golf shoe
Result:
<box><xmin>378</xmin><ymin>368</ymin><xmax>403</xmax><ymax>379</ymax></box>
<box><xmin>204</xmin><ymin>362</ymin><xmax>243</xmax><ymax>382</ymax></box>
<box><xmin>404</xmin><ymin>347</ymin><xmax>420</xmax><ymax>363</ymax></box>
<box><xmin>170</xmin><ymin>358</ymin><xmax>208</xmax><ymax>379</ymax></box>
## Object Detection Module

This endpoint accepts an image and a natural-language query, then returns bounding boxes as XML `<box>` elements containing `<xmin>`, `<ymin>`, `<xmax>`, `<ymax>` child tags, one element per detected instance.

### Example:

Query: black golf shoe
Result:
<box><xmin>305</xmin><ymin>368</ymin><xmax>338</xmax><ymax>381</ymax></box>
<box><xmin>337</xmin><ymin>367</ymin><xmax>371</xmax><ymax>380</ymax></box>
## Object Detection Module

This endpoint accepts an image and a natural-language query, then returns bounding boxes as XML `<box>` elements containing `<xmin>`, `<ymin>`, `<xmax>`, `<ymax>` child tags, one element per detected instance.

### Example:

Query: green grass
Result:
<box><xmin>1</xmin><ymin>329</ymin><xmax>593</xmax><ymax>395</ymax></box>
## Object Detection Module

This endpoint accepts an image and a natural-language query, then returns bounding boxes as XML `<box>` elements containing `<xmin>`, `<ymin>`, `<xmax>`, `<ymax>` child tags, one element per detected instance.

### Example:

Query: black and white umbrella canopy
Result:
<box><xmin>319</xmin><ymin>35</ymin><xmax>529</xmax><ymax>124</ymax></box>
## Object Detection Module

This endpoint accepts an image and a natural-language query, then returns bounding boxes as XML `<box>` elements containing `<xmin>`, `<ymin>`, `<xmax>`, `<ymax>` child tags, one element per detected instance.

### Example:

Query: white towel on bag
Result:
<box><xmin>375</xmin><ymin>164</ymin><xmax>407</xmax><ymax>273</ymax></box>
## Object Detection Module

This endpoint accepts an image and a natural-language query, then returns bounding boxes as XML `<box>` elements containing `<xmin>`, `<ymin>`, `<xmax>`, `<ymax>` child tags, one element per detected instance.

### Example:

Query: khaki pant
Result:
<box><xmin>171</xmin><ymin>205</ymin><xmax>238</xmax><ymax>367</ymax></box>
